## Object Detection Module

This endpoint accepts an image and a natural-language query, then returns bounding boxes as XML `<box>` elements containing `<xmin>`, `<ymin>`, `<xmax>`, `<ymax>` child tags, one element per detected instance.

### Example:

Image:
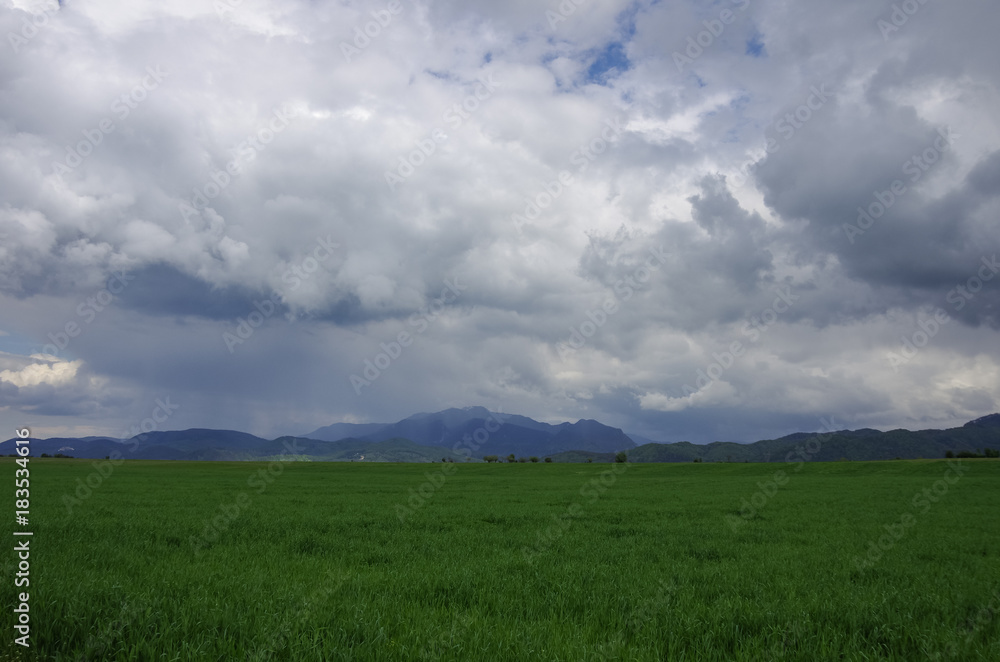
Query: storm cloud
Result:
<box><xmin>1</xmin><ymin>0</ymin><xmax>998</xmax><ymax>442</ymax></box>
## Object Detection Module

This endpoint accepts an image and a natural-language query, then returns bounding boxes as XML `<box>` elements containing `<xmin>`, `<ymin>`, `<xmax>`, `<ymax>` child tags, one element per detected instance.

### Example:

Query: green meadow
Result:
<box><xmin>2</xmin><ymin>458</ymin><xmax>998</xmax><ymax>661</ymax></box>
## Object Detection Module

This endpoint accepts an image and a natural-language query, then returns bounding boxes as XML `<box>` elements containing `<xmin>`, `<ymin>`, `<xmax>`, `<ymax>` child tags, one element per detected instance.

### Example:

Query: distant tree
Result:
<box><xmin>483</xmin><ymin>455</ymin><xmax>498</xmax><ymax>463</ymax></box>
<box><xmin>586</xmin><ymin>457</ymin><xmax>593</xmax><ymax>463</ymax></box>
<box><xmin>517</xmin><ymin>457</ymin><xmax>527</xmax><ymax>463</ymax></box>
<box><xmin>615</xmin><ymin>452</ymin><xmax>627</xmax><ymax>463</ymax></box>
<box><xmin>507</xmin><ymin>454</ymin><xmax>516</xmax><ymax>463</ymax></box>
<box><xmin>956</xmin><ymin>448</ymin><xmax>1000</xmax><ymax>459</ymax></box>
<box><xmin>544</xmin><ymin>457</ymin><xmax>552</xmax><ymax>463</ymax></box>
<box><xmin>529</xmin><ymin>456</ymin><xmax>539</xmax><ymax>463</ymax></box>
<box><xmin>40</xmin><ymin>453</ymin><xmax>50</xmax><ymax>458</ymax></box>
<box><xmin>693</xmin><ymin>457</ymin><xmax>702</xmax><ymax>463</ymax></box>
<box><xmin>945</xmin><ymin>450</ymin><xmax>955</xmax><ymax>458</ymax></box>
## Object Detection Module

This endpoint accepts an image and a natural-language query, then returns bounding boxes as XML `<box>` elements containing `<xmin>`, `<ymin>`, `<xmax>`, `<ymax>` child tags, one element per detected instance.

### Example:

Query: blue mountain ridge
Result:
<box><xmin>2</xmin><ymin>411</ymin><xmax>997</xmax><ymax>463</ymax></box>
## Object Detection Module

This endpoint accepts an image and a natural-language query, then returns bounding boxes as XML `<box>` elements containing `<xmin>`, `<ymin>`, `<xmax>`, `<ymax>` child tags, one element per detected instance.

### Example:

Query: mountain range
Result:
<box><xmin>307</xmin><ymin>407</ymin><xmax>634</xmax><ymax>456</ymax></box>
<box><xmin>2</xmin><ymin>409</ymin><xmax>998</xmax><ymax>463</ymax></box>
<box><xmin>552</xmin><ymin>413</ymin><xmax>1000</xmax><ymax>463</ymax></box>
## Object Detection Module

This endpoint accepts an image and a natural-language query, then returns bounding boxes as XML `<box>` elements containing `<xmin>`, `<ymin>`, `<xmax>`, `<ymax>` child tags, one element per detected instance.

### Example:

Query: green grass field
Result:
<box><xmin>2</xmin><ymin>458</ymin><xmax>998</xmax><ymax>660</ymax></box>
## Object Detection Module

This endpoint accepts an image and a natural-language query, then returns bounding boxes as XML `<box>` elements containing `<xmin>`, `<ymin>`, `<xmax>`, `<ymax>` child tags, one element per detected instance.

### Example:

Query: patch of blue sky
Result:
<box><xmin>746</xmin><ymin>32</ymin><xmax>766</xmax><ymax>57</ymax></box>
<box><xmin>586</xmin><ymin>41</ymin><xmax>631</xmax><ymax>84</ymax></box>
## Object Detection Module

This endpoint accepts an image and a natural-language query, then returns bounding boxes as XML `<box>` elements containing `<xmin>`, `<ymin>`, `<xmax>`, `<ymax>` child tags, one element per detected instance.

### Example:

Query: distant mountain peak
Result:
<box><xmin>308</xmin><ymin>407</ymin><xmax>633</xmax><ymax>455</ymax></box>
<box><xmin>965</xmin><ymin>413</ymin><xmax>1000</xmax><ymax>429</ymax></box>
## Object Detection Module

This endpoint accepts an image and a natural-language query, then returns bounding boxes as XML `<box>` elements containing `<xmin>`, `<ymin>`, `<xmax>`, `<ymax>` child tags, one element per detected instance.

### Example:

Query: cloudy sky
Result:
<box><xmin>1</xmin><ymin>0</ymin><xmax>999</xmax><ymax>443</ymax></box>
